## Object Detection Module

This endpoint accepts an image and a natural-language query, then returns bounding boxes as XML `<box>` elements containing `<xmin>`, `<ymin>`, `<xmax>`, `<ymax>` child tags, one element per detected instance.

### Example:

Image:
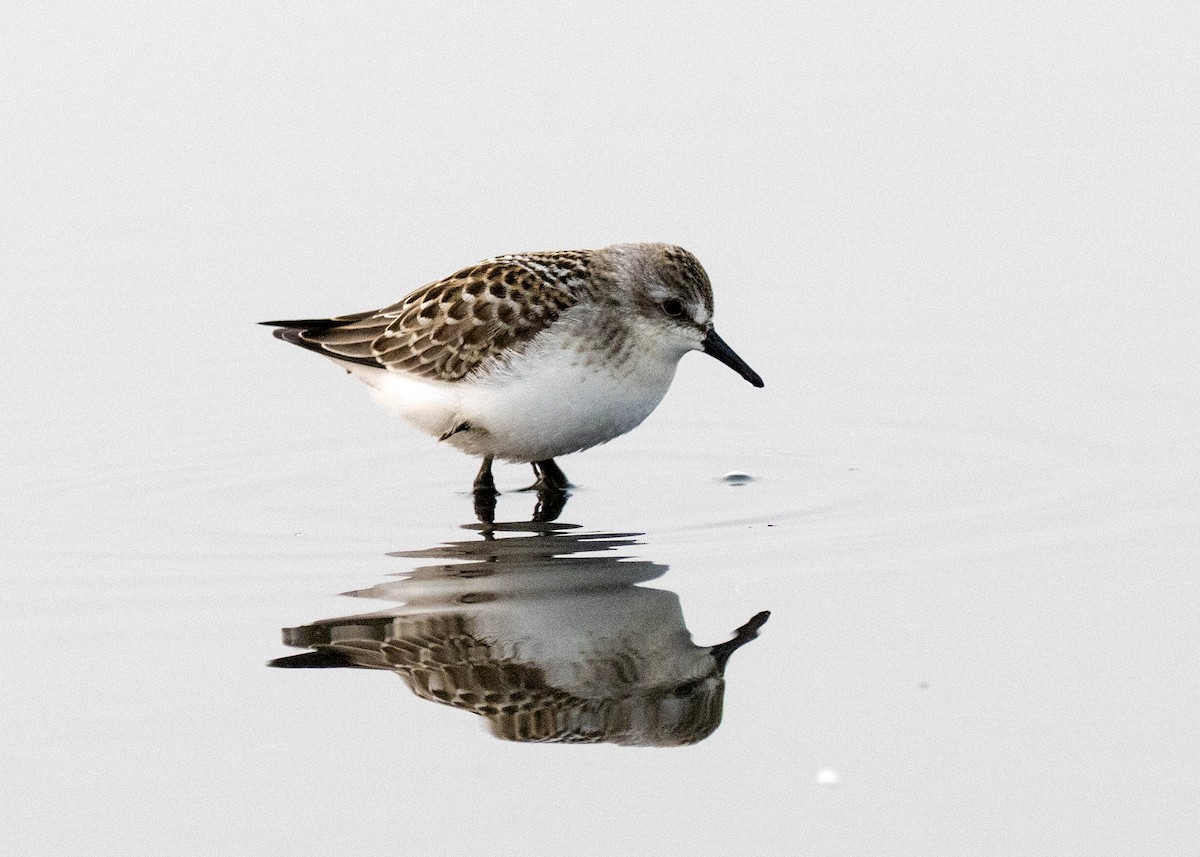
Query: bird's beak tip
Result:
<box><xmin>702</xmin><ymin>329</ymin><xmax>764</xmax><ymax>388</ymax></box>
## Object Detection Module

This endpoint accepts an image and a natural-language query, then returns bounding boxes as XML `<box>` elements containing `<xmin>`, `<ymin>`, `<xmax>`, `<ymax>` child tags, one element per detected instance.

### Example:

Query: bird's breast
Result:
<box><xmin>447</xmin><ymin>332</ymin><xmax>682</xmax><ymax>461</ymax></box>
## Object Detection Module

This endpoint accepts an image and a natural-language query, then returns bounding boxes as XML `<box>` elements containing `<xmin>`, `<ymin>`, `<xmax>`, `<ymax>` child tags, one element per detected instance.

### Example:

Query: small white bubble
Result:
<box><xmin>815</xmin><ymin>767</ymin><xmax>840</xmax><ymax>787</ymax></box>
<box><xmin>721</xmin><ymin>471</ymin><xmax>753</xmax><ymax>485</ymax></box>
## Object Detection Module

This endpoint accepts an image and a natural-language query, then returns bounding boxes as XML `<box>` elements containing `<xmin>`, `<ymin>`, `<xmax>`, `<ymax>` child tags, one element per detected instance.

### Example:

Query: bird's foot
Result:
<box><xmin>472</xmin><ymin>456</ymin><xmax>499</xmax><ymax>495</ymax></box>
<box><xmin>521</xmin><ymin>459</ymin><xmax>571</xmax><ymax>493</ymax></box>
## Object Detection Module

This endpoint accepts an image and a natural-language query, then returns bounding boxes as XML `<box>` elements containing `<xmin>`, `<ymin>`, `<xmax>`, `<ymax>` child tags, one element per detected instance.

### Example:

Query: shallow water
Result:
<box><xmin>6</xmin><ymin>3</ymin><xmax>1200</xmax><ymax>855</ymax></box>
<box><xmin>7</xmin><ymin>379</ymin><xmax>1198</xmax><ymax>853</ymax></box>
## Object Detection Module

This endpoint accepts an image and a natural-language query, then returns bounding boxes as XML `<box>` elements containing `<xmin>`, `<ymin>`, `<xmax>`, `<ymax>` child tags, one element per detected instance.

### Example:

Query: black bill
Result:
<box><xmin>702</xmin><ymin>329</ymin><xmax>764</xmax><ymax>388</ymax></box>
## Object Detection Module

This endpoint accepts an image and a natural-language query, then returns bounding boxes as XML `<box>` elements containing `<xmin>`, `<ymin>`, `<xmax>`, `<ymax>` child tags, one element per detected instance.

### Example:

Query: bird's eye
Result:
<box><xmin>661</xmin><ymin>298</ymin><xmax>685</xmax><ymax>318</ymax></box>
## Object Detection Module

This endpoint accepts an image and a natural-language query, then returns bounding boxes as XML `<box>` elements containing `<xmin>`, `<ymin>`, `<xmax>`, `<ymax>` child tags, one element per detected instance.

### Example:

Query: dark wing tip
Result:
<box><xmin>267</xmin><ymin>650</ymin><xmax>357</xmax><ymax>669</ymax></box>
<box><xmin>259</xmin><ymin>318</ymin><xmax>343</xmax><ymax>329</ymax></box>
<box><xmin>262</xmin><ymin>316</ymin><xmax>387</xmax><ymax>370</ymax></box>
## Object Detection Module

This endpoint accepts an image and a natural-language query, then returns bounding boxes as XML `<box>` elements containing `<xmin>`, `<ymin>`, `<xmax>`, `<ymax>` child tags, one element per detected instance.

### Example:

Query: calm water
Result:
<box><xmin>6</xmin><ymin>369</ymin><xmax>1197</xmax><ymax>853</ymax></box>
<box><xmin>270</xmin><ymin>519</ymin><xmax>771</xmax><ymax>746</ymax></box>
<box><xmin>5</xmin><ymin>3</ymin><xmax>1199</xmax><ymax>855</ymax></box>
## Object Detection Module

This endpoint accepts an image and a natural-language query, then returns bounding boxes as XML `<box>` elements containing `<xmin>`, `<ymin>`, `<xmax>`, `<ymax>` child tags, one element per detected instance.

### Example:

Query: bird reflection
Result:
<box><xmin>271</xmin><ymin>512</ymin><xmax>769</xmax><ymax>746</ymax></box>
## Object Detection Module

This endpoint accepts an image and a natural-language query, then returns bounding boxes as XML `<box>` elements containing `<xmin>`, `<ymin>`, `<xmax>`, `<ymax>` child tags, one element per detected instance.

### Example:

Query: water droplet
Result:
<box><xmin>815</xmin><ymin>768</ymin><xmax>840</xmax><ymax>787</ymax></box>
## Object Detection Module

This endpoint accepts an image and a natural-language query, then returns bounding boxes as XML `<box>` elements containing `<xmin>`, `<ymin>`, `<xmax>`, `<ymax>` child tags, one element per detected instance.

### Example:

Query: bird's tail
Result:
<box><xmin>259</xmin><ymin>314</ymin><xmax>382</xmax><ymax>367</ymax></box>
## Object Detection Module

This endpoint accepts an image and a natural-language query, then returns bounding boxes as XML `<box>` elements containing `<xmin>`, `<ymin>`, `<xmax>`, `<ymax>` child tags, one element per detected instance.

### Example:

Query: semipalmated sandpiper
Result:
<box><xmin>262</xmin><ymin>243</ymin><xmax>763</xmax><ymax>491</ymax></box>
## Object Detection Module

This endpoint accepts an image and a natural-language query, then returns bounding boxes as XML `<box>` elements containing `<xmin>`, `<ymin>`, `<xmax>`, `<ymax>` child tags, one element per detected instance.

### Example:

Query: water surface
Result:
<box><xmin>5</xmin><ymin>3</ymin><xmax>1199</xmax><ymax>855</ymax></box>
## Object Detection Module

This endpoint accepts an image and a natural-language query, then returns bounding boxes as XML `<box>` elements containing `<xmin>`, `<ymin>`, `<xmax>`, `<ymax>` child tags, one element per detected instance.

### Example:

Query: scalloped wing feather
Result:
<box><xmin>282</xmin><ymin>252</ymin><xmax>590</xmax><ymax>381</ymax></box>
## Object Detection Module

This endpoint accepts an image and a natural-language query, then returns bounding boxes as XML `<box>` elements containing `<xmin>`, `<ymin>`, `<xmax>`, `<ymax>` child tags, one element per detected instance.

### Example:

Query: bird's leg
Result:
<box><xmin>473</xmin><ymin>455</ymin><xmax>498</xmax><ymax>495</ymax></box>
<box><xmin>527</xmin><ymin>458</ymin><xmax>570</xmax><ymax>492</ymax></box>
<box><xmin>538</xmin><ymin>458</ymin><xmax>570</xmax><ymax>491</ymax></box>
<box><xmin>525</xmin><ymin>459</ymin><xmax>569</xmax><ymax>520</ymax></box>
<box><xmin>472</xmin><ymin>456</ymin><xmax>498</xmax><ymax>524</ymax></box>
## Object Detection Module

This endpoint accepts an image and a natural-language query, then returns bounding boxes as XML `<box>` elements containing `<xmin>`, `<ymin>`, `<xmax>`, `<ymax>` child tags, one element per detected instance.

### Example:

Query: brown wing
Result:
<box><xmin>263</xmin><ymin>251</ymin><xmax>592</xmax><ymax>381</ymax></box>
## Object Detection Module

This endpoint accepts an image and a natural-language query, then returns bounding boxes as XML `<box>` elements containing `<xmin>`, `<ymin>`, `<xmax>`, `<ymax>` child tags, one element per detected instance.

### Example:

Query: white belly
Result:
<box><xmin>346</xmin><ymin>332</ymin><xmax>682</xmax><ymax>462</ymax></box>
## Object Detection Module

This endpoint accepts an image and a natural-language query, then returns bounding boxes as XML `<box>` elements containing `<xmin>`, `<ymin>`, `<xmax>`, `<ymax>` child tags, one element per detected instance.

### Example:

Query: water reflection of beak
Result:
<box><xmin>710</xmin><ymin>610</ymin><xmax>771</xmax><ymax>672</ymax></box>
<box><xmin>701</xmin><ymin>329</ymin><xmax>765</xmax><ymax>388</ymax></box>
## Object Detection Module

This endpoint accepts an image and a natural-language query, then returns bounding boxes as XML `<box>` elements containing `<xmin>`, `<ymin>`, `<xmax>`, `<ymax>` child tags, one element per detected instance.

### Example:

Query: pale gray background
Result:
<box><xmin>3</xmin><ymin>2</ymin><xmax>1198</xmax><ymax>855</ymax></box>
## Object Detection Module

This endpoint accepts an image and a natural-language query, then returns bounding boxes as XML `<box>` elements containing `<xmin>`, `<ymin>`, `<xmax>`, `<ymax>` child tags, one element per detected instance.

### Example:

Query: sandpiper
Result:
<box><xmin>262</xmin><ymin>243</ymin><xmax>763</xmax><ymax>492</ymax></box>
